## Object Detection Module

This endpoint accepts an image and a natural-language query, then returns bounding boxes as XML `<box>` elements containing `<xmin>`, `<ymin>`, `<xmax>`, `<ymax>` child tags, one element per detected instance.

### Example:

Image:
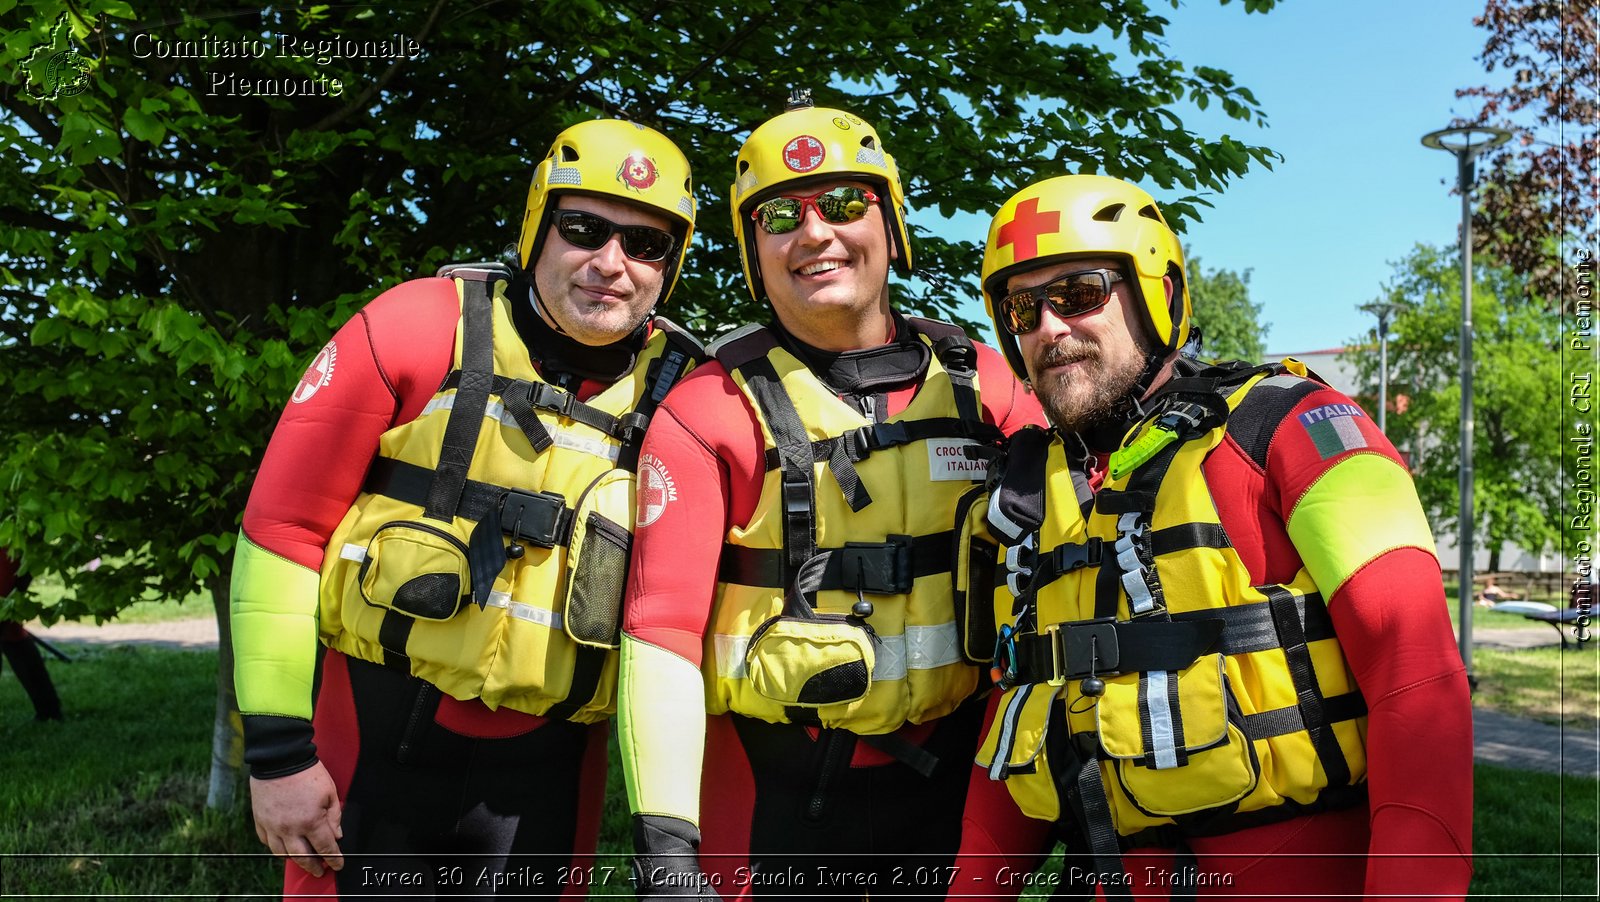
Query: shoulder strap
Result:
<box><xmin>908</xmin><ymin>317</ymin><xmax>985</xmax><ymax>428</ymax></box>
<box><xmin>717</xmin><ymin>326</ymin><xmax>817</xmax><ymax>580</ymax></box>
<box><xmin>615</xmin><ymin>316</ymin><xmax>708</xmax><ymax>471</ymax></box>
<box><xmin>425</xmin><ymin>277</ymin><xmax>496</xmax><ymax>523</ymax></box>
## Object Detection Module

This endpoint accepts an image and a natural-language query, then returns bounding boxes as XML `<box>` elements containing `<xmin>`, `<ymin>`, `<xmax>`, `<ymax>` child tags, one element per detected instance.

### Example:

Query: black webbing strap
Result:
<box><xmin>1008</xmin><ymin>617</ymin><xmax>1224</xmax><ymax>685</ymax></box>
<box><xmin>1170</xmin><ymin>590</ymin><xmax>1337</xmax><ymax>656</ymax></box>
<box><xmin>1262</xmin><ymin>584</ymin><xmax>1353</xmax><ymax>788</ymax></box>
<box><xmin>717</xmin><ymin>531</ymin><xmax>955</xmax><ymax>591</ymax></box>
<box><xmin>736</xmin><ymin>354</ymin><xmax>819</xmax><ymax>577</ymax></box>
<box><xmin>424</xmin><ymin>279</ymin><xmax>496</xmax><ymax>522</ymax></box>
<box><xmin>498</xmin><ymin>379</ymin><xmax>555</xmax><ymax>452</ymax></box>
<box><xmin>758</xmin><ymin>418</ymin><xmax>1004</xmax><ymax>471</ymax></box>
<box><xmin>362</xmin><ymin>457</ymin><xmax>575</xmax><ymax>545</ymax></box>
<box><xmin>1242</xmin><ymin>690</ymin><xmax>1367</xmax><ymax>740</ymax></box>
<box><xmin>381</xmin><ymin>277</ymin><xmax>495</xmax><ymax>666</ymax></box>
<box><xmin>617</xmin><ymin>321</ymin><xmax>704</xmax><ymax>472</ymax></box>
<box><xmin>1067</xmin><ymin>744</ymin><xmax>1135</xmax><ymax>901</ymax></box>
<box><xmin>827</xmin><ymin>437</ymin><xmax>872</xmax><ymax>511</ymax></box>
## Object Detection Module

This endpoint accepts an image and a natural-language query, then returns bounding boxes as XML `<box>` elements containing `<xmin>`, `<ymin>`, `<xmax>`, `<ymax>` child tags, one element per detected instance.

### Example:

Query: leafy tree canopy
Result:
<box><xmin>1457</xmin><ymin>0</ymin><xmax>1596</xmax><ymax>305</ymax></box>
<box><xmin>1348</xmin><ymin>243</ymin><xmax>1564</xmax><ymax>567</ymax></box>
<box><xmin>0</xmin><ymin>0</ymin><xmax>1281</xmax><ymax>622</ymax></box>
<box><xmin>1185</xmin><ymin>249</ymin><xmax>1266</xmax><ymax>363</ymax></box>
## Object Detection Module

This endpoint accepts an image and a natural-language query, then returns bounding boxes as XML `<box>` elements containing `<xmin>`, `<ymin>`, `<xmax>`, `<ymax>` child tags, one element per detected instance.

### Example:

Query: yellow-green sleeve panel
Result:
<box><xmin>1287</xmin><ymin>452</ymin><xmax>1438</xmax><ymax>602</ymax></box>
<box><xmin>231</xmin><ymin>530</ymin><xmax>321</xmax><ymax>719</ymax></box>
<box><xmin>618</xmin><ymin>633</ymin><xmax>707</xmax><ymax>825</ymax></box>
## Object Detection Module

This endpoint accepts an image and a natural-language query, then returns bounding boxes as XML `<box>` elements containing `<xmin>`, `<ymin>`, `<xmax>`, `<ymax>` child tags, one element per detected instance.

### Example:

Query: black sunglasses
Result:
<box><xmin>553</xmin><ymin>210</ymin><xmax>676</xmax><ymax>263</ymax></box>
<box><xmin>750</xmin><ymin>186</ymin><xmax>880</xmax><ymax>235</ymax></box>
<box><xmin>998</xmin><ymin>269</ymin><xmax>1125</xmax><ymax>335</ymax></box>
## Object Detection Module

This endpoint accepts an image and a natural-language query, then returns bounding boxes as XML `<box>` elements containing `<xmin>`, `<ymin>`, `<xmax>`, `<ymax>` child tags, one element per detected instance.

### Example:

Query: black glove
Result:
<box><xmin>632</xmin><ymin>814</ymin><xmax>723</xmax><ymax>900</ymax></box>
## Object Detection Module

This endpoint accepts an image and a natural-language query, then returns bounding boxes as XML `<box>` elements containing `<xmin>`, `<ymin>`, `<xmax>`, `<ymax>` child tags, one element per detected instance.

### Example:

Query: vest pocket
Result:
<box><xmin>358</xmin><ymin>520</ymin><xmax>473</xmax><ymax>621</ymax></box>
<box><xmin>953</xmin><ymin>485</ymin><xmax>999</xmax><ymax>664</ymax></box>
<box><xmin>562</xmin><ymin>468</ymin><xmax>635</xmax><ymax>650</ymax></box>
<box><xmin>1096</xmin><ymin>653</ymin><xmax>1258</xmax><ymax>817</ymax></box>
<box><xmin>745</xmin><ymin>614</ymin><xmax>876</xmax><ymax>706</ymax></box>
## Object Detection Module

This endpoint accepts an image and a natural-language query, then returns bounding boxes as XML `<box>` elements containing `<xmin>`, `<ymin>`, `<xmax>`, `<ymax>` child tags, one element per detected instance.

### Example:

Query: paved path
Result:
<box><xmin>23</xmin><ymin>618</ymin><xmax>1600</xmax><ymax>777</ymax></box>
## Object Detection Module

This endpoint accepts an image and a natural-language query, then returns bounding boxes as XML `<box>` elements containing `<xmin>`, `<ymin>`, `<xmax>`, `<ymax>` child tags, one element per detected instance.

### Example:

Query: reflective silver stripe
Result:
<box><xmin>1144</xmin><ymin>670</ymin><xmax>1179</xmax><ymax>769</ymax></box>
<box><xmin>873</xmin><ymin>634</ymin><xmax>907</xmax><ymax>680</ymax></box>
<box><xmin>714</xmin><ymin>633</ymin><xmax>750</xmax><ymax>679</ymax></box>
<box><xmin>989</xmin><ymin>683</ymin><xmax>1033</xmax><ymax>781</ymax></box>
<box><xmin>508</xmin><ymin>602</ymin><xmax>561</xmax><ymax>630</ymax></box>
<box><xmin>339</xmin><ymin>543</ymin><xmax>367</xmax><ymax>563</ymax></box>
<box><xmin>420</xmin><ymin>394</ymin><xmax>620</xmax><ymax>463</ymax></box>
<box><xmin>905</xmin><ymin>622</ymin><xmax>962</xmax><ymax>670</ymax></box>
<box><xmin>988</xmin><ymin>491</ymin><xmax>1029</xmax><ymax>544</ymax></box>
<box><xmin>1004</xmin><ymin>532</ymin><xmax>1035</xmax><ymax>598</ymax></box>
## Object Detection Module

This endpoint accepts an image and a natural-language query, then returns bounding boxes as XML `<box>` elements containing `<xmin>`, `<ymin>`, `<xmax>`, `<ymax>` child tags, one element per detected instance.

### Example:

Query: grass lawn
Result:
<box><xmin>5</xmin><ymin>643</ymin><xmax>1598</xmax><ymax>898</ymax></box>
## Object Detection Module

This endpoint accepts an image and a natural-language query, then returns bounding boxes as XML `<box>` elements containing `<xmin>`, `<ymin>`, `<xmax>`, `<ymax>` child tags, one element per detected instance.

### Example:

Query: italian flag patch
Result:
<box><xmin>1298</xmin><ymin>403</ymin><xmax>1369</xmax><ymax>459</ymax></box>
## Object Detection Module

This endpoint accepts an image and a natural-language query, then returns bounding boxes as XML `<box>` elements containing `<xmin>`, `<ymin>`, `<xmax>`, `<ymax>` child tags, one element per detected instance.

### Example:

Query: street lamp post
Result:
<box><xmin>1420</xmin><ymin>125</ymin><xmax>1512</xmax><ymax>681</ymax></box>
<box><xmin>1359</xmin><ymin>300</ymin><xmax>1401</xmax><ymax>434</ymax></box>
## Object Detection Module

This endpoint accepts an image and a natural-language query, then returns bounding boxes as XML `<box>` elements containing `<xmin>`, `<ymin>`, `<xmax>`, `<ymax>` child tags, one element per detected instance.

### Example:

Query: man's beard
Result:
<box><xmin>1029</xmin><ymin>337</ymin><xmax>1147</xmax><ymax>434</ymax></box>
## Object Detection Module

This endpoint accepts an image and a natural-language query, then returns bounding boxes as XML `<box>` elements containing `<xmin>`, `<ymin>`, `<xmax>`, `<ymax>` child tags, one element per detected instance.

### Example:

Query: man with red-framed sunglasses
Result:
<box><xmin>231</xmin><ymin>119</ymin><xmax>705</xmax><ymax>899</ymax></box>
<box><xmin>616</xmin><ymin>93</ymin><xmax>1044</xmax><ymax>900</ymax></box>
<box><xmin>951</xmin><ymin>173</ymin><xmax>1471</xmax><ymax>900</ymax></box>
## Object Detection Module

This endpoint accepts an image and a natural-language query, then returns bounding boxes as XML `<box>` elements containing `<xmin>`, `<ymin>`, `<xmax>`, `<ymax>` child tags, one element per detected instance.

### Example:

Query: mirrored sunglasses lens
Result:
<box><xmin>816</xmin><ymin>188</ymin><xmax>869</xmax><ymax>223</ymax></box>
<box><xmin>621</xmin><ymin>228</ymin><xmax>673</xmax><ymax>262</ymax></box>
<box><xmin>556</xmin><ymin>212</ymin><xmax>609</xmax><ymax>249</ymax></box>
<box><xmin>1001</xmin><ymin>293</ymin><xmax>1039</xmax><ymax>335</ymax></box>
<box><xmin>1045</xmin><ymin>278</ymin><xmax>1107</xmax><ymax>316</ymax></box>
<box><xmin>756</xmin><ymin>199</ymin><xmax>803</xmax><ymax>234</ymax></box>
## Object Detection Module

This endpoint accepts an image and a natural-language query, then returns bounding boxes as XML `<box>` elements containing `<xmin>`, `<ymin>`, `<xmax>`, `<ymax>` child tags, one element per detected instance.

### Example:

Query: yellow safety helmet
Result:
<box><xmin>730</xmin><ymin>99</ymin><xmax>913</xmax><ymax>304</ymax></box>
<box><xmin>980</xmin><ymin>174</ymin><xmax>1191</xmax><ymax>380</ymax></box>
<box><xmin>516</xmin><ymin>119</ymin><xmax>696</xmax><ymax>306</ymax></box>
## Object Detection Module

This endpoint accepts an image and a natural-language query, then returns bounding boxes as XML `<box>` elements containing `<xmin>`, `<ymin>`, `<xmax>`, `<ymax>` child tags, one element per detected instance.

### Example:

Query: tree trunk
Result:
<box><xmin>206</xmin><ymin>572</ymin><xmax>245</xmax><ymax>810</ymax></box>
<box><xmin>1488</xmin><ymin>546</ymin><xmax>1502</xmax><ymax>575</ymax></box>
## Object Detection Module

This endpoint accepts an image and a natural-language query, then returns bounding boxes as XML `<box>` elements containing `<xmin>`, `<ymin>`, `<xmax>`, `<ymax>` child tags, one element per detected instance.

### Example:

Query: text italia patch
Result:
<box><xmin>926</xmin><ymin>438</ymin><xmax>988</xmax><ymax>481</ymax></box>
<box><xmin>637</xmin><ymin>453</ymin><xmax>677</xmax><ymax>527</ymax></box>
<box><xmin>1298</xmin><ymin>403</ymin><xmax>1368</xmax><ymax>459</ymax></box>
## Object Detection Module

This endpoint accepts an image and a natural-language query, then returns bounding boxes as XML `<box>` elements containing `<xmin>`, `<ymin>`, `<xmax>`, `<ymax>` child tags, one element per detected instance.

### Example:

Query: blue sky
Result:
<box><xmin>941</xmin><ymin>0</ymin><xmax>1499</xmax><ymax>356</ymax></box>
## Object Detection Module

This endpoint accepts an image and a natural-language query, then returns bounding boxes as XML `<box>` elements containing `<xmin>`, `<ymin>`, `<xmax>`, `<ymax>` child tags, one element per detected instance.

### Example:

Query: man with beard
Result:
<box><xmin>616</xmin><ymin>96</ymin><xmax>1044</xmax><ymax>900</ymax></box>
<box><xmin>231</xmin><ymin>119</ymin><xmax>702</xmax><ymax>899</ymax></box>
<box><xmin>951</xmin><ymin>174</ymin><xmax>1472</xmax><ymax>899</ymax></box>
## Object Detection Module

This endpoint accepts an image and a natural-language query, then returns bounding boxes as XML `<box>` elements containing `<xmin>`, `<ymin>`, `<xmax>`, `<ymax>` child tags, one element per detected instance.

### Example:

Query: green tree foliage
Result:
<box><xmin>1349</xmin><ymin>244</ymin><xmax>1563</xmax><ymax>569</ymax></box>
<box><xmin>1457</xmin><ymin>0</ymin><xmax>1596</xmax><ymax>306</ymax></box>
<box><xmin>1184</xmin><ymin>250</ymin><xmax>1266</xmax><ymax>363</ymax></box>
<box><xmin>0</xmin><ymin>0</ymin><xmax>1281</xmax><ymax>801</ymax></box>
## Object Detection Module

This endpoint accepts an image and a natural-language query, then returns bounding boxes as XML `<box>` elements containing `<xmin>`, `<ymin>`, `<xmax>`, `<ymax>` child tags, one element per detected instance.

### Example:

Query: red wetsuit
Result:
<box><xmin>622</xmin><ymin>319</ymin><xmax>1046</xmax><ymax>899</ymax></box>
<box><xmin>951</xmin><ymin>377</ymin><xmax>1473</xmax><ymax>900</ymax></box>
<box><xmin>238</xmin><ymin>277</ymin><xmax>625</xmax><ymax>899</ymax></box>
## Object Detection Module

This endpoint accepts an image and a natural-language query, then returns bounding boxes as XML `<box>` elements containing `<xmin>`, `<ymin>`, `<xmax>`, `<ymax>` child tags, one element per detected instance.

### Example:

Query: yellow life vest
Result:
<box><xmin>318</xmin><ymin>264</ymin><xmax>701</xmax><ymax>722</ymax></box>
<box><xmin>976</xmin><ymin>362</ymin><xmax>1368</xmax><ymax>858</ymax></box>
<box><xmin>704</xmin><ymin>320</ymin><xmax>1005</xmax><ymax>734</ymax></box>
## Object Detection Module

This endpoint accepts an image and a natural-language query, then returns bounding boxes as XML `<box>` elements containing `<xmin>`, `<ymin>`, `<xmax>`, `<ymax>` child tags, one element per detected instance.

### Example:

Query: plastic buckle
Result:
<box><xmin>531</xmin><ymin>382</ymin><xmax>575</xmax><ymax>418</ymax></box>
<box><xmin>618</xmin><ymin>411</ymin><xmax>650</xmax><ymax>446</ymax></box>
<box><xmin>499</xmin><ymin>490</ymin><xmax>567</xmax><ymax>548</ymax></box>
<box><xmin>868</xmin><ymin>421</ymin><xmax>911</xmax><ymax>450</ymax></box>
<box><xmin>991</xmin><ymin>623</ymin><xmax>1019</xmax><ymax>688</ymax></box>
<box><xmin>840</xmin><ymin>535</ymin><xmax>913</xmax><ymax>595</ymax></box>
<box><xmin>1052</xmin><ymin>539</ymin><xmax>1101</xmax><ymax>574</ymax></box>
<box><xmin>1059</xmin><ymin>618</ymin><xmax>1121</xmax><ymax>680</ymax></box>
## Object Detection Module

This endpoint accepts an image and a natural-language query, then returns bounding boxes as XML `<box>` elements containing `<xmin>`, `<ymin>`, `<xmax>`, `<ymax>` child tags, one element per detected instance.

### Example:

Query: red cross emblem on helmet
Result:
<box><xmin>783</xmin><ymin>136</ymin><xmax>826</xmax><ymax>173</ymax></box>
<box><xmin>617</xmin><ymin>153</ymin><xmax>659</xmax><ymax>191</ymax></box>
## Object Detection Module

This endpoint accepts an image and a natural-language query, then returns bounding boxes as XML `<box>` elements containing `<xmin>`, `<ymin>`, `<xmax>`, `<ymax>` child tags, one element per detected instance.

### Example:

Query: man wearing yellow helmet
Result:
<box><xmin>953</xmin><ymin>174</ymin><xmax>1472</xmax><ymax>898</ymax></box>
<box><xmin>615</xmin><ymin>96</ymin><xmax>1044</xmax><ymax>899</ymax></box>
<box><xmin>231</xmin><ymin>119</ymin><xmax>703</xmax><ymax>899</ymax></box>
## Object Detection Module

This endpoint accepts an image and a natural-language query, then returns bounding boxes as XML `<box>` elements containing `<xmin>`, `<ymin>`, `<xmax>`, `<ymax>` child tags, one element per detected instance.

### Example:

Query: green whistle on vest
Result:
<box><xmin>1108</xmin><ymin>425</ymin><xmax>1179</xmax><ymax>481</ymax></box>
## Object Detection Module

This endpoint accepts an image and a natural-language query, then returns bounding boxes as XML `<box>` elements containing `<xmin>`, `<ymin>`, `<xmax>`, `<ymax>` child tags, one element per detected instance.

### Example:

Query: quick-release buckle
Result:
<box><xmin>530</xmin><ymin>381</ymin><xmax>576</xmax><ymax>418</ymax></box>
<box><xmin>1046</xmin><ymin>617</ymin><xmax>1121</xmax><ymax>685</ymax></box>
<box><xmin>498</xmin><ymin>489</ymin><xmax>567</xmax><ymax>548</ymax></box>
<box><xmin>839</xmin><ymin>534</ymin><xmax>914</xmax><ymax>595</ymax></box>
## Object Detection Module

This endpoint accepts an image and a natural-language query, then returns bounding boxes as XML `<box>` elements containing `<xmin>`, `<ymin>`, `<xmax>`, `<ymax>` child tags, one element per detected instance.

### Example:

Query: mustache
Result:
<box><xmin>1035</xmin><ymin>339</ymin><xmax>1097</xmax><ymax>369</ymax></box>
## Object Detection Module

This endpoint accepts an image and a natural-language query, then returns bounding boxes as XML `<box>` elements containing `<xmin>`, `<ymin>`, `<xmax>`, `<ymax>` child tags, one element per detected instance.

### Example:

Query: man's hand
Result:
<box><xmin>249</xmin><ymin>763</ymin><xmax>344</xmax><ymax>878</ymax></box>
